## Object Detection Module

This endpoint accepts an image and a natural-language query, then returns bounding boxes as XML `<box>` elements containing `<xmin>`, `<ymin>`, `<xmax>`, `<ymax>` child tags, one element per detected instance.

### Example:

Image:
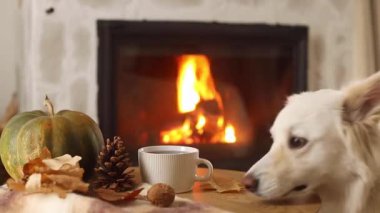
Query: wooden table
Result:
<box><xmin>138</xmin><ymin>168</ymin><xmax>320</xmax><ymax>213</ymax></box>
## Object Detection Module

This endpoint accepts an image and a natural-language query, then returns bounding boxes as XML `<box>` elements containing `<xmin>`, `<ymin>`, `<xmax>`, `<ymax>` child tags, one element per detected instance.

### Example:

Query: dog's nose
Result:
<box><xmin>242</xmin><ymin>175</ymin><xmax>259</xmax><ymax>192</ymax></box>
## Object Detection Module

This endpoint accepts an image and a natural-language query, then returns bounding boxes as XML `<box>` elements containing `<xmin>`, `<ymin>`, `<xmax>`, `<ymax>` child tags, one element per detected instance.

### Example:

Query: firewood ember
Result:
<box><xmin>196</xmin><ymin>100</ymin><xmax>223</xmax><ymax>116</ymax></box>
<box><xmin>160</xmin><ymin>100</ymin><xmax>228</xmax><ymax>144</ymax></box>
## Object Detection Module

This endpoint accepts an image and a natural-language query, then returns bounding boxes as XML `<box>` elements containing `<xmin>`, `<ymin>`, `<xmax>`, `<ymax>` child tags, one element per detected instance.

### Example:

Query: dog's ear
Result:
<box><xmin>342</xmin><ymin>73</ymin><xmax>380</xmax><ymax>211</ymax></box>
<box><xmin>343</xmin><ymin>72</ymin><xmax>380</xmax><ymax>123</ymax></box>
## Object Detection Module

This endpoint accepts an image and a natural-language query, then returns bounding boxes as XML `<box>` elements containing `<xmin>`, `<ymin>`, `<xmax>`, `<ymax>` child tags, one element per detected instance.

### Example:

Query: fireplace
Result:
<box><xmin>97</xmin><ymin>21</ymin><xmax>307</xmax><ymax>170</ymax></box>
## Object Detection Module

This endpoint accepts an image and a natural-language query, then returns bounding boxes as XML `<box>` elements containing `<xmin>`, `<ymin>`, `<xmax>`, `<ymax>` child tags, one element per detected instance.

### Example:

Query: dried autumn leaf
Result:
<box><xmin>47</xmin><ymin>174</ymin><xmax>88</xmax><ymax>192</ymax></box>
<box><xmin>201</xmin><ymin>176</ymin><xmax>244</xmax><ymax>193</ymax></box>
<box><xmin>42</xmin><ymin>155</ymin><xmax>81</xmax><ymax>170</ymax></box>
<box><xmin>50</xmin><ymin>185</ymin><xmax>70</xmax><ymax>198</ymax></box>
<box><xmin>22</xmin><ymin>148</ymin><xmax>52</xmax><ymax>177</ymax></box>
<box><xmin>23</xmin><ymin>157</ymin><xmax>50</xmax><ymax>176</ymax></box>
<box><xmin>25</xmin><ymin>173</ymin><xmax>42</xmax><ymax>190</ymax></box>
<box><xmin>40</xmin><ymin>147</ymin><xmax>52</xmax><ymax>159</ymax></box>
<box><xmin>7</xmin><ymin>153</ymin><xmax>89</xmax><ymax>198</ymax></box>
<box><xmin>6</xmin><ymin>179</ymin><xmax>25</xmax><ymax>191</ymax></box>
<box><xmin>95</xmin><ymin>188</ymin><xmax>144</xmax><ymax>202</ymax></box>
<box><xmin>52</xmin><ymin>164</ymin><xmax>84</xmax><ymax>178</ymax></box>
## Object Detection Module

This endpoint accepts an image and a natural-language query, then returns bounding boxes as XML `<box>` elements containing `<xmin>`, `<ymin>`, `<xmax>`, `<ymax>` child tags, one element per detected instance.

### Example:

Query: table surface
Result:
<box><xmin>138</xmin><ymin>168</ymin><xmax>320</xmax><ymax>213</ymax></box>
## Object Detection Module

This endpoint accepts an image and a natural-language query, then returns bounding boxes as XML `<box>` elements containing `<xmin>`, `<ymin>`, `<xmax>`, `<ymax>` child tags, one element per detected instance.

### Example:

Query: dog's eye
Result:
<box><xmin>289</xmin><ymin>137</ymin><xmax>308</xmax><ymax>149</ymax></box>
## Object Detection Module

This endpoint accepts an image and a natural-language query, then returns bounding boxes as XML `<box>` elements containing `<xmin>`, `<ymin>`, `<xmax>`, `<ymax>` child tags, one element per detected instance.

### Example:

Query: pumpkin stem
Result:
<box><xmin>44</xmin><ymin>95</ymin><xmax>55</xmax><ymax>117</ymax></box>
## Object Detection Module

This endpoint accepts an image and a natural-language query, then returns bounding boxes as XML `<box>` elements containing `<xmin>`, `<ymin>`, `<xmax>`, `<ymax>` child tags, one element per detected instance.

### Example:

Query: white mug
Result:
<box><xmin>138</xmin><ymin>145</ymin><xmax>213</xmax><ymax>193</ymax></box>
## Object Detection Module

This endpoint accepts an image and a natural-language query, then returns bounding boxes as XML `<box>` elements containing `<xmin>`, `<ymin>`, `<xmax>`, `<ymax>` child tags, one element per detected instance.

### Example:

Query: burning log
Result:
<box><xmin>160</xmin><ymin>55</ymin><xmax>237</xmax><ymax>144</ymax></box>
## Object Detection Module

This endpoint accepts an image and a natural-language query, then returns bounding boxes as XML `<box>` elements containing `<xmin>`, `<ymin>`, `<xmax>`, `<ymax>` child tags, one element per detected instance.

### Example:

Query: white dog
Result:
<box><xmin>243</xmin><ymin>72</ymin><xmax>380</xmax><ymax>213</ymax></box>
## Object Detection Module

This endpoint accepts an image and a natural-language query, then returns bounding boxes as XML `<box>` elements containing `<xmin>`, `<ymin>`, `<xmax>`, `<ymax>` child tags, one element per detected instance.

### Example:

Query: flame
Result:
<box><xmin>217</xmin><ymin>116</ymin><xmax>224</xmax><ymax>128</ymax></box>
<box><xmin>161</xmin><ymin>119</ymin><xmax>193</xmax><ymax>144</ymax></box>
<box><xmin>177</xmin><ymin>55</ymin><xmax>221</xmax><ymax>113</ymax></box>
<box><xmin>224</xmin><ymin>123</ymin><xmax>237</xmax><ymax>143</ymax></box>
<box><xmin>177</xmin><ymin>59</ymin><xmax>200</xmax><ymax>113</ymax></box>
<box><xmin>160</xmin><ymin>54</ymin><xmax>237</xmax><ymax>144</ymax></box>
<box><xmin>195</xmin><ymin>115</ymin><xmax>206</xmax><ymax>134</ymax></box>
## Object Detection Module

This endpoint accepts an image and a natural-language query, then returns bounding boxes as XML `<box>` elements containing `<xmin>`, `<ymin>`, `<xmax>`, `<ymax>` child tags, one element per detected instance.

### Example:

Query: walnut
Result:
<box><xmin>147</xmin><ymin>183</ymin><xmax>175</xmax><ymax>207</ymax></box>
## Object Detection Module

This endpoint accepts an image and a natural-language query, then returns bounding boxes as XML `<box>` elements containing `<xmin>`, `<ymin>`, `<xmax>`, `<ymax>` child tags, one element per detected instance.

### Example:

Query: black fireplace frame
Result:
<box><xmin>97</xmin><ymin>20</ymin><xmax>308</xmax><ymax>140</ymax></box>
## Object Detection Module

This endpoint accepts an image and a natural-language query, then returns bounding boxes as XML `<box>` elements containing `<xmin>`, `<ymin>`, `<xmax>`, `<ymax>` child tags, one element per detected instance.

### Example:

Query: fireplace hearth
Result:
<box><xmin>97</xmin><ymin>21</ymin><xmax>307</xmax><ymax>170</ymax></box>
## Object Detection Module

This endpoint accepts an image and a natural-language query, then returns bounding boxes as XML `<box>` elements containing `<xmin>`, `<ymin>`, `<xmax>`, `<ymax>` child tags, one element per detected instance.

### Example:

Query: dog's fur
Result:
<box><xmin>244</xmin><ymin>72</ymin><xmax>380</xmax><ymax>213</ymax></box>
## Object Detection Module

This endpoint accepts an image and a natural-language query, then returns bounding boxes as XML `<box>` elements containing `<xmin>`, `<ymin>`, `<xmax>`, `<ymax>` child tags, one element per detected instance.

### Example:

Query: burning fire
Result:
<box><xmin>160</xmin><ymin>55</ymin><xmax>237</xmax><ymax>144</ymax></box>
<box><xmin>224</xmin><ymin>123</ymin><xmax>236</xmax><ymax>143</ymax></box>
<box><xmin>177</xmin><ymin>56</ymin><xmax>221</xmax><ymax>113</ymax></box>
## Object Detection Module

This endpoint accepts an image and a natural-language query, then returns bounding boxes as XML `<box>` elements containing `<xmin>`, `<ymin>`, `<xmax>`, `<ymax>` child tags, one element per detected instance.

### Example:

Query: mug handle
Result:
<box><xmin>194</xmin><ymin>158</ymin><xmax>213</xmax><ymax>181</ymax></box>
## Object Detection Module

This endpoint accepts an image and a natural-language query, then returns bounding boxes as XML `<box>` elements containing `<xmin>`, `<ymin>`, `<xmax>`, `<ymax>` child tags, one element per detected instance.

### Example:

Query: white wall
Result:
<box><xmin>0</xmin><ymin>1</ymin><xmax>19</xmax><ymax>114</ymax></box>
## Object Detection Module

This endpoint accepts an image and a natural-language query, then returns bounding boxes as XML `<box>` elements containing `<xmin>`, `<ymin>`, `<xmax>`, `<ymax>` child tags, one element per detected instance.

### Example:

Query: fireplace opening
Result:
<box><xmin>98</xmin><ymin>21</ymin><xmax>307</xmax><ymax>170</ymax></box>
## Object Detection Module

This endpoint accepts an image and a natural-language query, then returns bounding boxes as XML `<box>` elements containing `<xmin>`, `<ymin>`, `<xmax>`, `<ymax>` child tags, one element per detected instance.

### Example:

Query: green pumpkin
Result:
<box><xmin>0</xmin><ymin>96</ymin><xmax>104</xmax><ymax>180</ymax></box>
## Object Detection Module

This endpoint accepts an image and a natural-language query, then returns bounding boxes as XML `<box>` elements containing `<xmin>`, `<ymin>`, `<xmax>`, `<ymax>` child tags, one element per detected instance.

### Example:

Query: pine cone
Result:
<box><xmin>92</xmin><ymin>136</ymin><xmax>135</xmax><ymax>192</ymax></box>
